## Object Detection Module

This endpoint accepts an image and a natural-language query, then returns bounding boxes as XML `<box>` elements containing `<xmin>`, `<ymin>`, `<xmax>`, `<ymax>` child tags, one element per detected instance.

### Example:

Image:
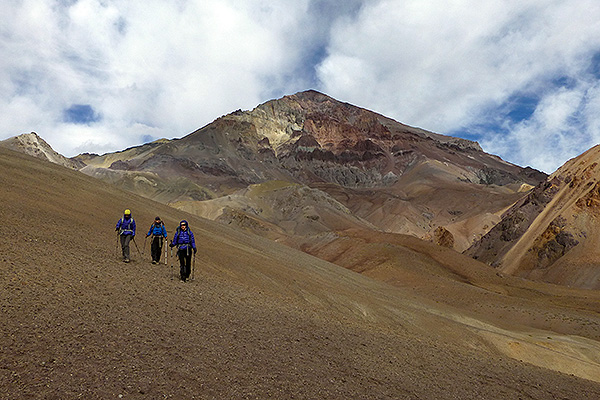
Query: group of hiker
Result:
<box><xmin>115</xmin><ymin>209</ymin><xmax>196</xmax><ymax>282</ymax></box>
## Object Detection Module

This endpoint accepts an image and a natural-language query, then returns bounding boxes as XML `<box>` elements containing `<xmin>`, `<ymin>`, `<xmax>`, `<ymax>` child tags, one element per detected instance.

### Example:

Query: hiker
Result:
<box><xmin>146</xmin><ymin>216</ymin><xmax>167</xmax><ymax>264</ymax></box>
<box><xmin>115</xmin><ymin>209</ymin><xmax>136</xmax><ymax>262</ymax></box>
<box><xmin>170</xmin><ymin>220</ymin><xmax>196</xmax><ymax>282</ymax></box>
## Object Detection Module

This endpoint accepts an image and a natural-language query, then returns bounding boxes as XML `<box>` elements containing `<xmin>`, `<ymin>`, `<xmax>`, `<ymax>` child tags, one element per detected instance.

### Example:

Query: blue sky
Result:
<box><xmin>2</xmin><ymin>0</ymin><xmax>600</xmax><ymax>173</ymax></box>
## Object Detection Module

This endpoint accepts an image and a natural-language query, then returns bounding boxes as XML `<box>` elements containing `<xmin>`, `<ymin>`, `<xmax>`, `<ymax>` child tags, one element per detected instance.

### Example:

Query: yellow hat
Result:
<box><xmin>124</xmin><ymin>209</ymin><xmax>131</xmax><ymax>215</ymax></box>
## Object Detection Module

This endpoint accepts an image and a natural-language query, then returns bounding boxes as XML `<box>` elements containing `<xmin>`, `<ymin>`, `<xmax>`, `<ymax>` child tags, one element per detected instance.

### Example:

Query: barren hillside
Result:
<box><xmin>1</xmin><ymin>145</ymin><xmax>600</xmax><ymax>398</ymax></box>
<box><xmin>467</xmin><ymin>145</ymin><xmax>600</xmax><ymax>289</ymax></box>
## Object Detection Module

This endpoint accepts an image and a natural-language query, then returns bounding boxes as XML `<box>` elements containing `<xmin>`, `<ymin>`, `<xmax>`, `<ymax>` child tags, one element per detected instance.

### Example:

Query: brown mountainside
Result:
<box><xmin>2</xmin><ymin>143</ymin><xmax>600</xmax><ymax>397</ymax></box>
<box><xmin>73</xmin><ymin>90</ymin><xmax>546</xmax><ymax>251</ymax></box>
<box><xmin>0</xmin><ymin>132</ymin><xmax>84</xmax><ymax>170</ymax></box>
<box><xmin>467</xmin><ymin>145</ymin><xmax>600</xmax><ymax>289</ymax></box>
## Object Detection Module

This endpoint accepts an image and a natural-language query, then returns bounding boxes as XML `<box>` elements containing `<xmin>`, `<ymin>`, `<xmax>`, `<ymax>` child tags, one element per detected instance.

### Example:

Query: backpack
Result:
<box><xmin>149</xmin><ymin>221</ymin><xmax>165</xmax><ymax>235</ymax></box>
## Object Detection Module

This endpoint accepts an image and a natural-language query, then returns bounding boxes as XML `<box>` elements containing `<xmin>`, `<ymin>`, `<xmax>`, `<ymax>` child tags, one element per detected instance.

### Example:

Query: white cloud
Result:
<box><xmin>0</xmin><ymin>0</ymin><xmax>320</xmax><ymax>156</ymax></box>
<box><xmin>480</xmin><ymin>86</ymin><xmax>589</xmax><ymax>172</ymax></box>
<box><xmin>317</xmin><ymin>0</ymin><xmax>600</xmax><ymax>172</ymax></box>
<box><xmin>2</xmin><ymin>0</ymin><xmax>600</xmax><ymax>173</ymax></box>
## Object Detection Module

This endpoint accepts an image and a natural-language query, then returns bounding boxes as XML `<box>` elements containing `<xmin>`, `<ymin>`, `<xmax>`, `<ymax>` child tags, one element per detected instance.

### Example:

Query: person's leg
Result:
<box><xmin>157</xmin><ymin>237</ymin><xmax>163</xmax><ymax>263</ymax></box>
<box><xmin>151</xmin><ymin>237</ymin><xmax>159</xmax><ymax>262</ymax></box>
<box><xmin>178</xmin><ymin>250</ymin><xmax>186</xmax><ymax>281</ymax></box>
<box><xmin>120</xmin><ymin>235</ymin><xmax>125</xmax><ymax>258</ymax></box>
<box><xmin>184</xmin><ymin>252</ymin><xmax>192</xmax><ymax>280</ymax></box>
<box><xmin>122</xmin><ymin>235</ymin><xmax>131</xmax><ymax>261</ymax></box>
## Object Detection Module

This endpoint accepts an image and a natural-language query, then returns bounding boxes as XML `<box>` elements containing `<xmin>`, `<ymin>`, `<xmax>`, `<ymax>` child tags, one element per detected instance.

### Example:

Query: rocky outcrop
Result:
<box><xmin>466</xmin><ymin>145</ymin><xmax>600</xmax><ymax>289</ymax></box>
<box><xmin>465</xmin><ymin>178</ymin><xmax>560</xmax><ymax>264</ymax></box>
<box><xmin>433</xmin><ymin>226</ymin><xmax>455</xmax><ymax>248</ymax></box>
<box><xmin>0</xmin><ymin>132</ymin><xmax>85</xmax><ymax>170</ymax></box>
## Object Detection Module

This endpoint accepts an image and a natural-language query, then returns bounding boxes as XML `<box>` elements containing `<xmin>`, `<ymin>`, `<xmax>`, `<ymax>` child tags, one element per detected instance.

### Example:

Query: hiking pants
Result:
<box><xmin>120</xmin><ymin>234</ymin><xmax>132</xmax><ymax>260</ymax></box>
<box><xmin>178</xmin><ymin>248</ymin><xmax>192</xmax><ymax>281</ymax></box>
<box><xmin>151</xmin><ymin>236</ymin><xmax>163</xmax><ymax>262</ymax></box>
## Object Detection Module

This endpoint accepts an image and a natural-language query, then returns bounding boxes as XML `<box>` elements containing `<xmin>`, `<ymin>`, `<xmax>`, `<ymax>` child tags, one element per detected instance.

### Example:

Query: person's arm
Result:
<box><xmin>115</xmin><ymin>219</ymin><xmax>121</xmax><ymax>231</ymax></box>
<box><xmin>191</xmin><ymin>232</ymin><xmax>197</xmax><ymax>252</ymax></box>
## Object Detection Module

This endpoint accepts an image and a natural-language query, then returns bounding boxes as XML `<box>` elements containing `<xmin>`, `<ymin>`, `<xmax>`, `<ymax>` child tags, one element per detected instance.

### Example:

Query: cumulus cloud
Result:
<box><xmin>2</xmin><ymin>0</ymin><xmax>600</xmax><ymax>173</ymax></box>
<box><xmin>318</xmin><ymin>0</ymin><xmax>600</xmax><ymax>172</ymax></box>
<box><xmin>0</xmin><ymin>0</ymin><xmax>330</xmax><ymax>156</ymax></box>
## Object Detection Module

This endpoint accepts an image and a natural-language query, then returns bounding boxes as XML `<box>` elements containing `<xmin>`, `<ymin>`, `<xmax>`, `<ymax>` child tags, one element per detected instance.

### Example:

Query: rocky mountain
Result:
<box><xmin>73</xmin><ymin>90</ymin><xmax>546</xmax><ymax>251</ymax></box>
<box><xmin>0</xmin><ymin>132</ymin><xmax>84</xmax><ymax>170</ymax></box>
<box><xmin>466</xmin><ymin>145</ymin><xmax>600</xmax><ymax>289</ymax></box>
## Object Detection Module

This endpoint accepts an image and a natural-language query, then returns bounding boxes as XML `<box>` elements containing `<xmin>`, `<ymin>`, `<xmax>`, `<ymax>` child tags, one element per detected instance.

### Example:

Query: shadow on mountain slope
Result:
<box><xmin>1</xmin><ymin>147</ymin><xmax>599</xmax><ymax>399</ymax></box>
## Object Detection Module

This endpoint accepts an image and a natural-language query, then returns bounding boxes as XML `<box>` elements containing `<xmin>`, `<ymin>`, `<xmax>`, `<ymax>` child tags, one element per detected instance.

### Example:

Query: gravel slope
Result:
<box><xmin>2</xmin><ymin>147</ymin><xmax>599</xmax><ymax>399</ymax></box>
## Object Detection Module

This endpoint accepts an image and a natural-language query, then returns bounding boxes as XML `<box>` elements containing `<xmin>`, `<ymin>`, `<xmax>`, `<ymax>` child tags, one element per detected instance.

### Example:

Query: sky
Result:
<box><xmin>2</xmin><ymin>0</ymin><xmax>600</xmax><ymax>173</ymax></box>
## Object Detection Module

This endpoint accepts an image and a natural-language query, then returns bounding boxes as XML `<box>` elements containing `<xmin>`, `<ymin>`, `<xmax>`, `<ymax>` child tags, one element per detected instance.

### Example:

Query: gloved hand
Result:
<box><xmin>146</xmin><ymin>234</ymin><xmax>150</xmax><ymax>237</ymax></box>
<box><xmin>169</xmin><ymin>242</ymin><xmax>175</xmax><ymax>248</ymax></box>
<box><xmin>193</xmin><ymin>248</ymin><xmax>197</xmax><ymax>254</ymax></box>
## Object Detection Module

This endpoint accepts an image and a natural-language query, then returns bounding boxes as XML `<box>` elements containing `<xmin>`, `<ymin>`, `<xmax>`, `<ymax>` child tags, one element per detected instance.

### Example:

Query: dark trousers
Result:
<box><xmin>151</xmin><ymin>236</ymin><xmax>164</xmax><ymax>262</ymax></box>
<box><xmin>178</xmin><ymin>248</ymin><xmax>192</xmax><ymax>281</ymax></box>
<box><xmin>120</xmin><ymin>235</ymin><xmax>132</xmax><ymax>260</ymax></box>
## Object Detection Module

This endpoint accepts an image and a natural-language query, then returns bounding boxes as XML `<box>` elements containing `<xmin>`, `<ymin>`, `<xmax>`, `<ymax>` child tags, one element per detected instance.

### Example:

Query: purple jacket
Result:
<box><xmin>116</xmin><ymin>216</ymin><xmax>136</xmax><ymax>236</ymax></box>
<box><xmin>172</xmin><ymin>220</ymin><xmax>196</xmax><ymax>250</ymax></box>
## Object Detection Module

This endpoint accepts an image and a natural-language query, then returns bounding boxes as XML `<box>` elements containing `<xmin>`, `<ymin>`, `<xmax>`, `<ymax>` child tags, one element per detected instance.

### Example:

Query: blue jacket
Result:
<box><xmin>147</xmin><ymin>223</ymin><xmax>167</xmax><ymax>237</ymax></box>
<box><xmin>172</xmin><ymin>220</ymin><xmax>196</xmax><ymax>250</ymax></box>
<box><xmin>116</xmin><ymin>215</ymin><xmax>136</xmax><ymax>236</ymax></box>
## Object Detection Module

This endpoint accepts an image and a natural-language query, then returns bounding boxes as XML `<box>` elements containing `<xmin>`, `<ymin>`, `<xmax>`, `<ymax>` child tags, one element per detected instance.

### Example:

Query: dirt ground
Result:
<box><xmin>2</xmin><ymin>147</ymin><xmax>600</xmax><ymax>399</ymax></box>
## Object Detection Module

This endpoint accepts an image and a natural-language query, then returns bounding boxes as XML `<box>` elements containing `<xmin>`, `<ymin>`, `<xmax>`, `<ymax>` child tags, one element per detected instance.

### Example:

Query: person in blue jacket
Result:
<box><xmin>170</xmin><ymin>220</ymin><xmax>196</xmax><ymax>282</ymax></box>
<box><xmin>146</xmin><ymin>216</ymin><xmax>168</xmax><ymax>264</ymax></box>
<box><xmin>115</xmin><ymin>209</ymin><xmax>136</xmax><ymax>263</ymax></box>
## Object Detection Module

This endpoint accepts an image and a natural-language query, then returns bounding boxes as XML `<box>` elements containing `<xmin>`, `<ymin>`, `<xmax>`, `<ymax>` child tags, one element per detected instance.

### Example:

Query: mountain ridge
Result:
<box><xmin>61</xmin><ymin>90</ymin><xmax>546</xmax><ymax>254</ymax></box>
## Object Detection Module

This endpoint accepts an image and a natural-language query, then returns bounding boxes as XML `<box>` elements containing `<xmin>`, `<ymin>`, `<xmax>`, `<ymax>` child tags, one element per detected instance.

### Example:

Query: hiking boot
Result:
<box><xmin>152</xmin><ymin>260</ymin><xmax>157</xmax><ymax>264</ymax></box>
<box><xmin>124</xmin><ymin>258</ymin><xmax>130</xmax><ymax>263</ymax></box>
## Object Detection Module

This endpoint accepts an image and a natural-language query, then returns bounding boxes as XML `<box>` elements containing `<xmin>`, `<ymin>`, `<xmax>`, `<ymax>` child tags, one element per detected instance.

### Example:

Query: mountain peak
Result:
<box><xmin>0</xmin><ymin>132</ymin><xmax>84</xmax><ymax>170</ymax></box>
<box><xmin>249</xmin><ymin>91</ymin><xmax>486</xmax><ymax>154</ymax></box>
<box><xmin>292</xmin><ymin>89</ymin><xmax>334</xmax><ymax>101</ymax></box>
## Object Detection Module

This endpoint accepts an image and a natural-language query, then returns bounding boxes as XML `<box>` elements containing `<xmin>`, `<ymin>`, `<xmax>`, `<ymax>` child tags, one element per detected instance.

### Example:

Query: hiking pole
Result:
<box><xmin>192</xmin><ymin>251</ymin><xmax>196</xmax><ymax>281</ymax></box>
<box><xmin>132</xmin><ymin>236</ymin><xmax>142</xmax><ymax>259</ymax></box>
<box><xmin>170</xmin><ymin>246</ymin><xmax>174</xmax><ymax>280</ymax></box>
<box><xmin>164</xmin><ymin>237</ymin><xmax>168</xmax><ymax>265</ymax></box>
<box><xmin>115</xmin><ymin>232</ymin><xmax>120</xmax><ymax>259</ymax></box>
<box><xmin>143</xmin><ymin>235</ymin><xmax>148</xmax><ymax>256</ymax></box>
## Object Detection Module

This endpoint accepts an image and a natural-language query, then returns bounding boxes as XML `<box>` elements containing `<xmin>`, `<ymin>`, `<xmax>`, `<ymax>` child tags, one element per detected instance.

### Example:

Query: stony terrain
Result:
<box><xmin>468</xmin><ymin>145</ymin><xmax>600</xmax><ymax>289</ymax></box>
<box><xmin>2</xmin><ymin>141</ymin><xmax>600</xmax><ymax>398</ymax></box>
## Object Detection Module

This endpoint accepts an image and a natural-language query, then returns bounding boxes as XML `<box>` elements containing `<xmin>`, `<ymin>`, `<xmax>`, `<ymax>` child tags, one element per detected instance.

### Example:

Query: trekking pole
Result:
<box><xmin>164</xmin><ymin>237</ymin><xmax>168</xmax><ymax>265</ymax></box>
<box><xmin>132</xmin><ymin>236</ymin><xmax>142</xmax><ymax>259</ymax></box>
<box><xmin>192</xmin><ymin>251</ymin><xmax>196</xmax><ymax>281</ymax></box>
<box><xmin>143</xmin><ymin>235</ymin><xmax>148</xmax><ymax>256</ymax></box>
<box><xmin>170</xmin><ymin>246</ymin><xmax>174</xmax><ymax>280</ymax></box>
<box><xmin>115</xmin><ymin>232</ymin><xmax>120</xmax><ymax>259</ymax></box>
